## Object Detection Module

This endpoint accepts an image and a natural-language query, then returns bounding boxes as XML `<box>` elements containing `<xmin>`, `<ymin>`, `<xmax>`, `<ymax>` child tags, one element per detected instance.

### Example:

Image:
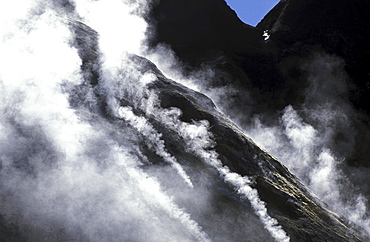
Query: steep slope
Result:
<box><xmin>0</xmin><ymin>14</ymin><xmax>363</xmax><ymax>242</ymax></box>
<box><xmin>146</xmin><ymin>0</ymin><xmax>370</xmax><ymax>240</ymax></box>
<box><xmin>147</xmin><ymin>0</ymin><xmax>284</xmax><ymax>123</ymax></box>
<box><xmin>71</xmin><ymin>20</ymin><xmax>363</xmax><ymax>241</ymax></box>
<box><xmin>148</xmin><ymin>0</ymin><xmax>370</xmax><ymax>167</ymax></box>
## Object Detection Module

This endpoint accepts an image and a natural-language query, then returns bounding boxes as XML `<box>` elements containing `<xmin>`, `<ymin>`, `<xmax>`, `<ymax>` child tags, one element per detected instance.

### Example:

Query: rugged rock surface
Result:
<box><xmin>148</xmin><ymin>0</ymin><xmax>370</xmax><ymax>167</ymax></box>
<box><xmin>140</xmin><ymin>57</ymin><xmax>362</xmax><ymax>241</ymax></box>
<box><xmin>73</xmin><ymin>20</ymin><xmax>361</xmax><ymax>241</ymax></box>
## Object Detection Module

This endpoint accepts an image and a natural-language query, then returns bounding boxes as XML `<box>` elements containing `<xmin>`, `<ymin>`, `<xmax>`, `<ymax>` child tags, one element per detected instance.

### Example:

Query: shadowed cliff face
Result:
<box><xmin>148</xmin><ymin>0</ymin><xmax>370</xmax><ymax>169</ymax></box>
<box><xmin>257</xmin><ymin>0</ymin><xmax>370</xmax><ymax>168</ymax></box>
<box><xmin>147</xmin><ymin>0</ymin><xmax>263</xmax><ymax>64</ymax></box>
<box><xmin>146</xmin><ymin>0</ymin><xmax>370</xmax><ymax>240</ymax></box>
<box><xmin>148</xmin><ymin>0</ymin><xmax>286</xmax><ymax>134</ymax></box>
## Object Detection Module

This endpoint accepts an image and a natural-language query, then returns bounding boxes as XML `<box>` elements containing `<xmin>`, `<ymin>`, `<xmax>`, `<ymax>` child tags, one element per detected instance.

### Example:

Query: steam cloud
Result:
<box><xmin>3</xmin><ymin>0</ymin><xmax>368</xmax><ymax>241</ymax></box>
<box><xmin>248</xmin><ymin>54</ymin><xmax>370</xmax><ymax>238</ymax></box>
<box><xmin>0</xmin><ymin>0</ymin><xmax>290</xmax><ymax>241</ymax></box>
<box><xmin>0</xmin><ymin>1</ymin><xmax>209</xmax><ymax>241</ymax></box>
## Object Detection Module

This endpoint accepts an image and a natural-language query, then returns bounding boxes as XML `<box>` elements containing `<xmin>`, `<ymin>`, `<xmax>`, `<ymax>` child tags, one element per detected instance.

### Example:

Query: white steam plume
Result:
<box><xmin>244</xmin><ymin>53</ymin><xmax>370</xmax><ymax>238</ymax></box>
<box><xmin>147</xmin><ymin>107</ymin><xmax>291</xmax><ymax>242</ymax></box>
<box><xmin>99</xmin><ymin>37</ymin><xmax>290</xmax><ymax>239</ymax></box>
<box><xmin>177</xmin><ymin>121</ymin><xmax>290</xmax><ymax>242</ymax></box>
<box><xmin>118</xmin><ymin>106</ymin><xmax>194</xmax><ymax>188</ymax></box>
<box><xmin>141</xmin><ymin>28</ymin><xmax>290</xmax><ymax>241</ymax></box>
<box><xmin>248</xmin><ymin>105</ymin><xmax>370</xmax><ymax>238</ymax></box>
<box><xmin>74</xmin><ymin>0</ymin><xmax>148</xmax><ymax>58</ymax></box>
<box><xmin>0</xmin><ymin>1</ymin><xmax>207</xmax><ymax>241</ymax></box>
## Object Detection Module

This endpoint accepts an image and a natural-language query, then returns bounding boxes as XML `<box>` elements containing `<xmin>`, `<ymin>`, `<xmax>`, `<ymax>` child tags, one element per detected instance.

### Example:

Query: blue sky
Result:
<box><xmin>224</xmin><ymin>0</ymin><xmax>280</xmax><ymax>26</ymax></box>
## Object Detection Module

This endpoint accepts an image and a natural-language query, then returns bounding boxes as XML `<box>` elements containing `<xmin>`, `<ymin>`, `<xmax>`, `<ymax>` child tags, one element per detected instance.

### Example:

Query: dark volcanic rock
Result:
<box><xmin>71</xmin><ymin>19</ymin><xmax>361</xmax><ymax>241</ymax></box>
<box><xmin>258</xmin><ymin>0</ymin><xmax>370</xmax><ymax>167</ymax></box>
<box><xmin>147</xmin><ymin>0</ymin><xmax>263</xmax><ymax>66</ymax></box>
<box><xmin>258</xmin><ymin>0</ymin><xmax>370</xmax><ymax>114</ymax></box>
<box><xmin>147</xmin><ymin>0</ymin><xmax>370</xmax><ymax>168</ymax></box>
<box><xmin>147</xmin><ymin>0</ymin><xmax>290</xmax><ymax>119</ymax></box>
<box><xmin>125</xmin><ymin>53</ymin><xmax>362</xmax><ymax>242</ymax></box>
